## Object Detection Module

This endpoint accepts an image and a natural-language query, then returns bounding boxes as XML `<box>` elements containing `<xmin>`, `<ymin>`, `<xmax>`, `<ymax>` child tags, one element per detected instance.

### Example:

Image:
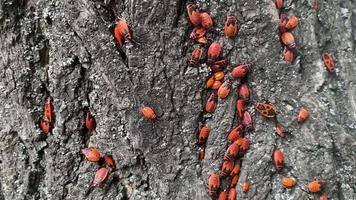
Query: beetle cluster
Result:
<box><xmin>81</xmin><ymin>146</ymin><xmax>117</xmax><ymax>187</ymax></box>
<box><xmin>276</xmin><ymin>0</ymin><xmax>299</xmax><ymax>63</ymax></box>
<box><xmin>82</xmin><ymin>111</ymin><xmax>117</xmax><ymax>187</ymax></box>
<box><xmin>38</xmin><ymin>97</ymin><xmax>54</xmax><ymax>135</ymax></box>
<box><xmin>185</xmin><ymin>2</ymin><xmax>255</xmax><ymax>198</ymax></box>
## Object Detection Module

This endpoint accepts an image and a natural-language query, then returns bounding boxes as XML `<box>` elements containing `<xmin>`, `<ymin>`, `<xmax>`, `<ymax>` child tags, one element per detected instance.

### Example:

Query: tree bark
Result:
<box><xmin>0</xmin><ymin>0</ymin><xmax>355</xmax><ymax>199</ymax></box>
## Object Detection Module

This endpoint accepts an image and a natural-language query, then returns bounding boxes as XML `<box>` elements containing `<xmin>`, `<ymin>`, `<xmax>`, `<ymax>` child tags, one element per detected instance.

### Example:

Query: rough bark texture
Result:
<box><xmin>0</xmin><ymin>0</ymin><xmax>355</xmax><ymax>199</ymax></box>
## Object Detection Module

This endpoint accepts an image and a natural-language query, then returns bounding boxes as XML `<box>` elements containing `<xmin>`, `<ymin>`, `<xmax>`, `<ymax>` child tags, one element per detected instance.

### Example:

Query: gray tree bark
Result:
<box><xmin>0</xmin><ymin>0</ymin><xmax>355</xmax><ymax>199</ymax></box>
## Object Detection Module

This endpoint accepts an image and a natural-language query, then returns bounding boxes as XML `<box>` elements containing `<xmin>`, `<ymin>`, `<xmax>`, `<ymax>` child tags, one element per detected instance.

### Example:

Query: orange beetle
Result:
<box><xmin>81</xmin><ymin>147</ymin><xmax>101</xmax><ymax>162</ymax></box>
<box><xmin>273</xmin><ymin>148</ymin><xmax>284</xmax><ymax>171</ymax></box>
<box><xmin>308</xmin><ymin>179</ymin><xmax>324</xmax><ymax>193</ymax></box>
<box><xmin>186</xmin><ymin>3</ymin><xmax>201</xmax><ymax>26</ymax></box>
<box><xmin>227</xmin><ymin>124</ymin><xmax>243</xmax><ymax>143</ymax></box>
<box><xmin>43</xmin><ymin>97</ymin><xmax>54</xmax><ymax>123</ymax></box>
<box><xmin>275</xmin><ymin>123</ymin><xmax>288</xmax><ymax>138</ymax></box>
<box><xmin>114</xmin><ymin>19</ymin><xmax>133</xmax><ymax>48</ymax></box>
<box><xmin>190</xmin><ymin>27</ymin><xmax>206</xmax><ymax>40</ymax></box>
<box><xmin>198</xmin><ymin>147</ymin><xmax>205</xmax><ymax>160</ymax></box>
<box><xmin>206</xmin><ymin>76</ymin><xmax>215</xmax><ymax>88</ymax></box>
<box><xmin>322</xmin><ymin>53</ymin><xmax>335</xmax><ymax>72</ymax></box>
<box><xmin>190</xmin><ymin>47</ymin><xmax>203</xmax><ymax>65</ymax></box>
<box><xmin>214</xmin><ymin>72</ymin><xmax>224</xmax><ymax>81</ymax></box>
<box><xmin>320</xmin><ymin>194</ymin><xmax>328</xmax><ymax>200</ymax></box>
<box><xmin>92</xmin><ymin>167</ymin><xmax>109</xmax><ymax>187</ymax></box>
<box><xmin>242</xmin><ymin>111</ymin><xmax>254</xmax><ymax>131</ymax></box>
<box><xmin>238</xmin><ymin>83</ymin><xmax>250</xmax><ymax>102</ymax></box>
<box><xmin>221</xmin><ymin>160</ymin><xmax>235</xmax><ymax>176</ymax></box>
<box><xmin>141</xmin><ymin>106</ymin><xmax>156</xmax><ymax>120</ymax></box>
<box><xmin>281</xmin><ymin>32</ymin><xmax>296</xmax><ymax>49</ymax></box>
<box><xmin>224</xmin><ymin>15</ymin><xmax>238</xmax><ymax>37</ymax></box>
<box><xmin>230</xmin><ymin>163</ymin><xmax>240</xmax><ymax>177</ymax></box>
<box><xmin>205</xmin><ymin>92</ymin><xmax>218</xmax><ymax>113</ymax></box>
<box><xmin>236</xmin><ymin>99</ymin><xmax>246</xmax><ymax>119</ymax></box>
<box><xmin>281</xmin><ymin>177</ymin><xmax>296</xmax><ymax>188</ymax></box>
<box><xmin>283</xmin><ymin>47</ymin><xmax>294</xmax><ymax>63</ymax></box>
<box><xmin>239</xmin><ymin>137</ymin><xmax>250</xmax><ymax>156</ymax></box>
<box><xmin>207</xmin><ymin>42</ymin><xmax>222</xmax><ymax>63</ymax></box>
<box><xmin>242</xmin><ymin>181</ymin><xmax>250</xmax><ymax>193</ymax></box>
<box><xmin>39</xmin><ymin>117</ymin><xmax>51</xmax><ymax>135</ymax></box>
<box><xmin>208</xmin><ymin>173</ymin><xmax>220</xmax><ymax>197</ymax></box>
<box><xmin>218</xmin><ymin>191</ymin><xmax>227</xmax><ymax>200</ymax></box>
<box><xmin>275</xmin><ymin>0</ymin><xmax>283</xmax><ymax>9</ymax></box>
<box><xmin>286</xmin><ymin>16</ymin><xmax>298</xmax><ymax>30</ymax></box>
<box><xmin>197</xmin><ymin>126</ymin><xmax>210</xmax><ymax>146</ymax></box>
<box><xmin>85</xmin><ymin>111</ymin><xmax>97</xmax><ymax>131</ymax></box>
<box><xmin>104</xmin><ymin>154</ymin><xmax>116</xmax><ymax>171</ymax></box>
<box><xmin>255</xmin><ymin>101</ymin><xmax>277</xmax><ymax>118</ymax></box>
<box><xmin>297</xmin><ymin>107</ymin><xmax>309</xmax><ymax>123</ymax></box>
<box><xmin>230</xmin><ymin>175</ymin><xmax>239</xmax><ymax>188</ymax></box>
<box><xmin>200</xmin><ymin>12</ymin><xmax>213</xmax><ymax>29</ymax></box>
<box><xmin>279</xmin><ymin>14</ymin><xmax>288</xmax><ymax>33</ymax></box>
<box><xmin>218</xmin><ymin>80</ymin><xmax>232</xmax><ymax>99</ymax></box>
<box><xmin>228</xmin><ymin>188</ymin><xmax>236</xmax><ymax>200</ymax></box>
<box><xmin>231</xmin><ymin>64</ymin><xmax>253</xmax><ymax>79</ymax></box>
<box><xmin>212</xmin><ymin>80</ymin><xmax>222</xmax><ymax>90</ymax></box>
<box><xmin>224</xmin><ymin>142</ymin><xmax>239</xmax><ymax>161</ymax></box>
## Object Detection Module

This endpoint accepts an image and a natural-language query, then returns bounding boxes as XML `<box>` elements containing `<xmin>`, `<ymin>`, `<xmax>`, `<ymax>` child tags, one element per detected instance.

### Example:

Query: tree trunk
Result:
<box><xmin>0</xmin><ymin>0</ymin><xmax>355</xmax><ymax>199</ymax></box>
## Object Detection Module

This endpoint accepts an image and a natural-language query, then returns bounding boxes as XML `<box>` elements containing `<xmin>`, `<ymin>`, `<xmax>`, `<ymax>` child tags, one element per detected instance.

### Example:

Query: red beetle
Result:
<box><xmin>281</xmin><ymin>32</ymin><xmax>296</xmax><ymax>49</ymax></box>
<box><xmin>275</xmin><ymin>0</ymin><xmax>283</xmax><ymax>9</ymax></box>
<box><xmin>186</xmin><ymin>3</ymin><xmax>201</xmax><ymax>26</ymax></box>
<box><xmin>209</xmin><ymin>60</ymin><xmax>227</xmax><ymax>72</ymax></box>
<box><xmin>104</xmin><ymin>154</ymin><xmax>116</xmax><ymax>171</ymax></box>
<box><xmin>273</xmin><ymin>148</ymin><xmax>284</xmax><ymax>171</ymax></box>
<box><xmin>227</xmin><ymin>124</ymin><xmax>243</xmax><ymax>143</ymax></box>
<box><xmin>208</xmin><ymin>173</ymin><xmax>220</xmax><ymax>197</ymax></box>
<box><xmin>190</xmin><ymin>47</ymin><xmax>203</xmax><ymax>65</ymax></box>
<box><xmin>308</xmin><ymin>179</ymin><xmax>324</xmax><ymax>193</ymax></box>
<box><xmin>197</xmin><ymin>126</ymin><xmax>210</xmax><ymax>146</ymax></box>
<box><xmin>224</xmin><ymin>15</ymin><xmax>238</xmax><ymax>38</ymax></box>
<box><xmin>92</xmin><ymin>167</ymin><xmax>109</xmax><ymax>187</ymax></box>
<box><xmin>207</xmin><ymin>42</ymin><xmax>222</xmax><ymax>63</ymax></box>
<box><xmin>201</xmin><ymin>12</ymin><xmax>213</xmax><ymax>29</ymax></box>
<box><xmin>279</xmin><ymin>13</ymin><xmax>288</xmax><ymax>33</ymax></box>
<box><xmin>231</xmin><ymin>64</ymin><xmax>253</xmax><ymax>79</ymax></box>
<box><xmin>238</xmin><ymin>83</ymin><xmax>250</xmax><ymax>102</ymax></box>
<box><xmin>218</xmin><ymin>80</ymin><xmax>232</xmax><ymax>99</ymax></box>
<box><xmin>221</xmin><ymin>160</ymin><xmax>235</xmax><ymax>176</ymax></box>
<box><xmin>114</xmin><ymin>19</ymin><xmax>133</xmax><ymax>48</ymax></box>
<box><xmin>196</xmin><ymin>36</ymin><xmax>208</xmax><ymax>44</ymax></box>
<box><xmin>275</xmin><ymin>123</ymin><xmax>288</xmax><ymax>138</ymax></box>
<box><xmin>190</xmin><ymin>27</ymin><xmax>206</xmax><ymax>40</ymax></box>
<box><xmin>322</xmin><ymin>53</ymin><xmax>335</xmax><ymax>72</ymax></box>
<box><xmin>283</xmin><ymin>47</ymin><xmax>294</xmax><ymax>63</ymax></box>
<box><xmin>242</xmin><ymin>111</ymin><xmax>253</xmax><ymax>131</ymax></box>
<box><xmin>230</xmin><ymin>175</ymin><xmax>239</xmax><ymax>188</ymax></box>
<box><xmin>224</xmin><ymin>142</ymin><xmax>239</xmax><ymax>161</ymax></box>
<box><xmin>43</xmin><ymin>97</ymin><xmax>54</xmax><ymax>123</ymax></box>
<box><xmin>205</xmin><ymin>92</ymin><xmax>218</xmax><ymax>113</ymax></box>
<box><xmin>85</xmin><ymin>111</ymin><xmax>97</xmax><ymax>131</ymax></box>
<box><xmin>218</xmin><ymin>191</ymin><xmax>227</xmax><ymax>200</ymax></box>
<box><xmin>39</xmin><ymin>117</ymin><xmax>51</xmax><ymax>135</ymax></box>
<box><xmin>141</xmin><ymin>106</ymin><xmax>156</xmax><ymax>120</ymax></box>
<box><xmin>239</xmin><ymin>137</ymin><xmax>250</xmax><ymax>156</ymax></box>
<box><xmin>286</xmin><ymin>16</ymin><xmax>298</xmax><ymax>30</ymax></box>
<box><xmin>228</xmin><ymin>188</ymin><xmax>236</xmax><ymax>200</ymax></box>
<box><xmin>236</xmin><ymin>99</ymin><xmax>246</xmax><ymax>119</ymax></box>
<box><xmin>255</xmin><ymin>101</ymin><xmax>277</xmax><ymax>118</ymax></box>
<box><xmin>230</xmin><ymin>163</ymin><xmax>240</xmax><ymax>177</ymax></box>
<box><xmin>320</xmin><ymin>194</ymin><xmax>328</xmax><ymax>200</ymax></box>
<box><xmin>212</xmin><ymin>81</ymin><xmax>222</xmax><ymax>90</ymax></box>
<box><xmin>81</xmin><ymin>147</ymin><xmax>101</xmax><ymax>162</ymax></box>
